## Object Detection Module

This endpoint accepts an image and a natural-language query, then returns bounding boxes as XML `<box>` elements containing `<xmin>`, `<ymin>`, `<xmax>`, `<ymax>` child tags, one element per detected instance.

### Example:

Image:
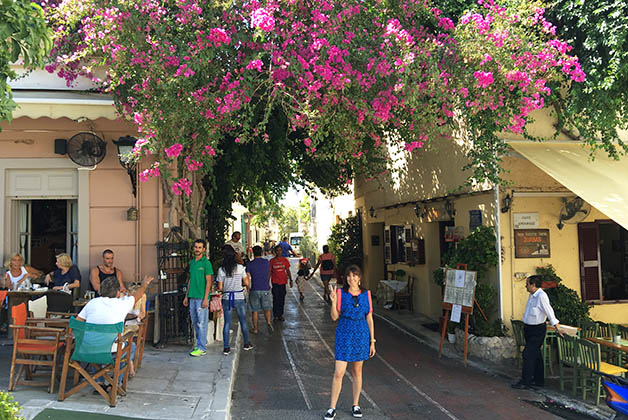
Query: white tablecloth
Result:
<box><xmin>377</xmin><ymin>280</ymin><xmax>408</xmax><ymax>306</ymax></box>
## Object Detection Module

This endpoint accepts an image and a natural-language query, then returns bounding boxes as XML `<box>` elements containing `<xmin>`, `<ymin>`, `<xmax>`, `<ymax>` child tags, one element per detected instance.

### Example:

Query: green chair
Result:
<box><xmin>556</xmin><ymin>335</ymin><xmax>579</xmax><ymax>395</ymax></box>
<box><xmin>597</xmin><ymin>322</ymin><xmax>617</xmax><ymax>338</ymax></box>
<box><xmin>58</xmin><ymin>317</ymin><xmax>133</xmax><ymax>407</ymax></box>
<box><xmin>579</xmin><ymin>320</ymin><xmax>598</xmax><ymax>339</ymax></box>
<box><xmin>511</xmin><ymin>320</ymin><xmax>525</xmax><ymax>368</ymax></box>
<box><xmin>543</xmin><ymin>328</ymin><xmax>556</xmax><ymax>376</ymax></box>
<box><xmin>575</xmin><ymin>338</ymin><xmax>628</xmax><ymax>405</ymax></box>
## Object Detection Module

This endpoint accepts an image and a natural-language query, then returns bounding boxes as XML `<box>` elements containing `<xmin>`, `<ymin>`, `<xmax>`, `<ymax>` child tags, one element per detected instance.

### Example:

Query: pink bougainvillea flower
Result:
<box><xmin>251</xmin><ymin>8</ymin><xmax>275</xmax><ymax>32</ymax></box>
<box><xmin>202</xmin><ymin>145</ymin><xmax>216</xmax><ymax>156</ymax></box>
<box><xmin>165</xmin><ymin>143</ymin><xmax>183</xmax><ymax>158</ymax></box>
<box><xmin>246</xmin><ymin>59</ymin><xmax>263</xmax><ymax>72</ymax></box>
<box><xmin>474</xmin><ymin>71</ymin><xmax>494</xmax><ymax>88</ymax></box>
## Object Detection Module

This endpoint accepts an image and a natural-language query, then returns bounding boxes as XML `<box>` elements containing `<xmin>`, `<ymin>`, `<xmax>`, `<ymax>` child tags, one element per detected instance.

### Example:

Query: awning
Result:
<box><xmin>10</xmin><ymin>91</ymin><xmax>118</xmax><ymax>120</ymax></box>
<box><xmin>509</xmin><ymin>141</ymin><xmax>628</xmax><ymax>230</ymax></box>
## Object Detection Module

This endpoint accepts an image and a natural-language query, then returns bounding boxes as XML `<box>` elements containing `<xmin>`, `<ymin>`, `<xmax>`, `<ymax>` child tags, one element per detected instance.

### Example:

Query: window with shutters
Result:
<box><xmin>578</xmin><ymin>221</ymin><xmax>628</xmax><ymax>302</ymax></box>
<box><xmin>384</xmin><ymin>225</ymin><xmax>406</xmax><ymax>264</ymax></box>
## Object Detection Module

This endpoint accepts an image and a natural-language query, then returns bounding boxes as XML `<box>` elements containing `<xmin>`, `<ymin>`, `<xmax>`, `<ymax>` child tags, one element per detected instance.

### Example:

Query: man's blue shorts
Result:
<box><xmin>248</xmin><ymin>290</ymin><xmax>272</xmax><ymax>312</ymax></box>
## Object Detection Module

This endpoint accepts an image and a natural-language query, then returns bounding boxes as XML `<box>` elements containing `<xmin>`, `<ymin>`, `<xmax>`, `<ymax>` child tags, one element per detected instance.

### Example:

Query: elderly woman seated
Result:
<box><xmin>2</xmin><ymin>253</ymin><xmax>42</xmax><ymax>290</ymax></box>
<box><xmin>45</xmin><ymin>253</ymin><xmax>81</xmax><ymax>292</ymax></box>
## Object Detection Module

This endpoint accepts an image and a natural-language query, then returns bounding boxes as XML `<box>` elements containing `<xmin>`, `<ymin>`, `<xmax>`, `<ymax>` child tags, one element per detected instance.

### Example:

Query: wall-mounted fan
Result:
<box><xmin>67</xmin><ymin>132</ymin><xmax>107</xmax><ymax>166</ymax></box>
<box><xmin>557</xmin><ymin>197</ymin><xmax>591</xmax><ymax>229</ymax></box>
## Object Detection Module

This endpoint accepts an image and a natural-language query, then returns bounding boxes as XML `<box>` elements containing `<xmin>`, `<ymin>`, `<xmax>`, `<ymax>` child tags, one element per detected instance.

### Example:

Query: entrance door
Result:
<box><xmin>15</xmin><ymin>199</ymin><xmax>77</xmax><ymax>273</ymax></box>
<box><xmin>578</xmin><ymin>223</ymin><xmax>601</xmax><ymax>301</ymax></box>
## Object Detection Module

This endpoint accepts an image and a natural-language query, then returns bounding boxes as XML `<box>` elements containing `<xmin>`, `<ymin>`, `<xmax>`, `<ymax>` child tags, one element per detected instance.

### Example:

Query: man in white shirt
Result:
<box><xmin>512</xmin><ymin>275</ymin><xmax>563</xmax><ymax>389</ymax></box>
<box><xmin>225</xmin><ymin>232</ymin><xmax>245</xmax><ymax>264</ymax></box>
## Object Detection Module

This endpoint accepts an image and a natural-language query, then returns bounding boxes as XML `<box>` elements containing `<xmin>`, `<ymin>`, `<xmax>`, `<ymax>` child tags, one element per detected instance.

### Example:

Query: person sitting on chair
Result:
<box><xmin>90</xmin><ymin>249</ymin><xmax>126</xmax><ymax>295</ymax></box>
<box><xmin>76</xmin><ymin>275</ymin><xmax>153</xmax><ymax>390</ymax></box>
<box><xmin>45</xmin><ymin>253</ymin><xmax>81</xmax><ymax>292</ymax></box>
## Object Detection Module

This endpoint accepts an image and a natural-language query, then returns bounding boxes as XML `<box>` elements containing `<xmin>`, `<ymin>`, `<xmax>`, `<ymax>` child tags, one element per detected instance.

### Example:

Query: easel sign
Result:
<box><xmin>438</xmin><ymin>265</ymin><xmax>486</xmax><ymax>365</ymax></box>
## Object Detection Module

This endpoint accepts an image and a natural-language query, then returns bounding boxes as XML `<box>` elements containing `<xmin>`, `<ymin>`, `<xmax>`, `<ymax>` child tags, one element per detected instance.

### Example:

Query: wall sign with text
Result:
<box><xmin>514</xmin><ymin>229</ymin><xmax>550</xmax><ymax>258</ymax></box>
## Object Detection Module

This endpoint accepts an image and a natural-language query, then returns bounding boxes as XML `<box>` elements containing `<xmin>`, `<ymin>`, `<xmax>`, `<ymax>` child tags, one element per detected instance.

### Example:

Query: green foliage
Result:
<box><xmin>433</xmin><ymin>225</ymin><xmax>499</xmax><ymax>286</ymax></box>
<box><xmin>536</xmin><ymin>265</ymin><xmax>591</xmax><ymax>326</ymax></box>
<box><xmin>328</xmin><ymin>215</ymin><xmax>363</xmax><ymax>275</ymax></box>
<box><xmin>299</xmin><ymin>233</ymin><xmax>318</xmax><ymax>262</ymax></box>
<box><xmin>0</xmin><ymin>0</ymin><xmax>52</xmax><ymax>126</ymax></box>
<box><xmin>277</xmin><ymin>208</ymin><xmax>299</xmax><ymax>239</ymax></box>
<box><xmin>548</xmin><ymin>0</ymin><xmax>628</xmax><ymax>158</ymax></box>
<box><xmin>0</xmin><ymin>391</ymin><xmax>23</xmax><ymax>420</ymax></box>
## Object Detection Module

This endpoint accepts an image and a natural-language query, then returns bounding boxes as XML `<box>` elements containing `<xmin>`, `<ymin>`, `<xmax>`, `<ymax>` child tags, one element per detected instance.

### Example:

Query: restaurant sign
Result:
<box><xmin>514</xmin><ymin>229</ymin><xmax>550</xmax><ymax>258</ymax></box>
<box><xmin>513</xmin><ymin>213</ymin><xmax>539</xmax><ymax>229</ymax></box>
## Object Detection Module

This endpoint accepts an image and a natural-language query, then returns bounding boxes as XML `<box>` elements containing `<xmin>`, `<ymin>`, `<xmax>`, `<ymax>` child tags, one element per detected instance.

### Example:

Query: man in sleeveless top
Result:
<box><xmin>89</xmin><ymin>249</ymin><xmax>126</xmax><ymax>295</ymax></box>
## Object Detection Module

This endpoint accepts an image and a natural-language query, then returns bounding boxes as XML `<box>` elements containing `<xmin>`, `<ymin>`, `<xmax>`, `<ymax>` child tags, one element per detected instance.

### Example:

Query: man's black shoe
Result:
<box><xmin>511</xmin><ymin>381</ymin><xmax>531</xmax><ymax>389</ymax></box>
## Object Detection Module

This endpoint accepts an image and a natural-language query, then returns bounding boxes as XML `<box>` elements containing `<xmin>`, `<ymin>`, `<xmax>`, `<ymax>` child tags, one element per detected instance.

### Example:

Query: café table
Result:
<box><xmin>377</xmin><ymin>280</ymin><xmax>408</xmax><ymax>308</ymax></box>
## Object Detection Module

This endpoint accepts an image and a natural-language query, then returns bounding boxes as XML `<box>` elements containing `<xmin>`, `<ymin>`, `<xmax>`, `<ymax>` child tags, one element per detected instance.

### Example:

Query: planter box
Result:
<box><xmin>454</xmin><ymin>329</ymin><xmax>516</xmax><ymax>362</ymax></box>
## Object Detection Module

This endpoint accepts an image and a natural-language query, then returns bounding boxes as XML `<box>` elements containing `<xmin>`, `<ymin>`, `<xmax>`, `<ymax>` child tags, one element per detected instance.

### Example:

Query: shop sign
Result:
<box><xmin>514</xmin><ymin>212</ymin><xmax>539</xmax><ymax>229</ymax></box>
<box><xmin>514</xmin><ymin>229</ymin><xmax>550</xmax><ymax>258</ymax></box>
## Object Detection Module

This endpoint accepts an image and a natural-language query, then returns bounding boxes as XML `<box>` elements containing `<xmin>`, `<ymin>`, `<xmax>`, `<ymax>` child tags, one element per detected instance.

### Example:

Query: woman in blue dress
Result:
<box><xmin>324</xmin><ymin>265</ymin><xmax>375</xmax><ymax>420</ymax></box>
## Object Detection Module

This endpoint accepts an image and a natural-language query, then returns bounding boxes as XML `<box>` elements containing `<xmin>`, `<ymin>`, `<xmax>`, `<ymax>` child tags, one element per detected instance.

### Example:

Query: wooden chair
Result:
<box><xmin>575</xmin><ymin>338</ymin><xmax>627</xmax><ymax>405</ymax></box>
<box><xmin>511</xmin><ymin>320</ymin><xmax>525</xmax><ymax>368</ymax></box>
<box><xmin>8</xmin><ymin>303</ymin><xmax>65</xmax><ymax>393</ymax></box>
<box><xmin>393</xmin><ymin>276</ymin><xmax>414</xmax><ymax>311</ymax></box>
<box><xmin>579</xmin><ymin>320</ymin><xmax>598</xmax><ymax>339</ymax></box>
<box><xmin>543</xmin><ymin>328</ymin><xmax>557</xmax><ymax>376</ymax></box>
<box><xmin>58</xmin><ymin>317</ymin><xmax>134</xmax><ymax>407</ymax></box>
<box><xmin>132</xmin><ymin>319</ymin><xmax>148</xmax><ymax>371</ymax></box>
<box><xmin>556</xmin><ymin>335</ymin><xmax>579</xmax><ymax>395</ymax></box>
<box><xmin>597</xmin><ymin>322</ymin><xmax>617</xmax><ymax>338</ymax></box>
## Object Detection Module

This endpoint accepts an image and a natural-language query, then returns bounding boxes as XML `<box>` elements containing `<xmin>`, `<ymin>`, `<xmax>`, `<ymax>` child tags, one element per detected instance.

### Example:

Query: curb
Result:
<box><xmin>373</xmin><ymin>309</ymin><xmax>615</xmax><ymax>420</ymax></box>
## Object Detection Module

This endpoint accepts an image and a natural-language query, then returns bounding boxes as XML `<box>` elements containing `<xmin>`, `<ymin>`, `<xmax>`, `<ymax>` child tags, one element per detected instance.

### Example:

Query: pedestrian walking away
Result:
<box><xmin>183</xmin><ymin>239</ymin><xmax>214</xmax><ymax>357</ymax></box>
<box><xmin>308</xmin><ymin>245</ymin><xmax>336</xmax><ymax>303</ymax></box>
<box><xmin>324</xmin><ymin>265</ymin><xmax>375</xmax><ymax>419</ymax></box>
<box><xmin>295</xmin><ymin>256</ymin><xmax>311</xmax><ymax>301</ymax></box>
<box><xmin>246</xmin><ymin>245</ymin><xmax>273</xmax><ymax>334</ymax></box>
<box><xmin>512</xmin><ymin>275</ymin><xmax>563</xmax><ymax>389</ymax></box>
<box><xmin>279</xmin><ymin>236</ymin><xmax>299</xmax><ymax>258</ymax></box>
<box><xmin>270</xmin><ymin>245</ymin><xmax>292</xmax><ymax>321</ymax></box>
<box><xmin>217</xmin><ymin>245</ymin><xmax>253</xmax><ymax>355</ymax></box>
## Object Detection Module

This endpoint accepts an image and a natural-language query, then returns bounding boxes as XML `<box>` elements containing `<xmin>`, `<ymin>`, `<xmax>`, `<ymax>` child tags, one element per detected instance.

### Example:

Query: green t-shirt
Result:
<box><xmin>188</xmin><ymin>256</ymin><xmax>214</xmax><ymax>299</ymax></box>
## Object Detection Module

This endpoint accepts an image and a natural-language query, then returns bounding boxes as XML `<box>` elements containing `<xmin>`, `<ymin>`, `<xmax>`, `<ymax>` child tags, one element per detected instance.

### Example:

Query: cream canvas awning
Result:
<box><xmin>11</xmin><ymin>91</ymin><xmax>117</xmax><ymax>120</ymax></box>
<box><xmin>509</xmin><ymin>141</ymin><xmax>628</xmax><ymax>230</ymax></box>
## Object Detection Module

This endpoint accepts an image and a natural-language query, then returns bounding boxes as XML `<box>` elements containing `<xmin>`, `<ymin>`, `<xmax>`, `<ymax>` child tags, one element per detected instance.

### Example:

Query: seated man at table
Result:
<box><xmin>90</xmin><ymin>249</ymin><xmax>126</xmax><ymax>295</ymax></box>
<box><xmin>76</xmin><ymin>275</ymin><xmax>153</xmax><ymax>388</ymax></box>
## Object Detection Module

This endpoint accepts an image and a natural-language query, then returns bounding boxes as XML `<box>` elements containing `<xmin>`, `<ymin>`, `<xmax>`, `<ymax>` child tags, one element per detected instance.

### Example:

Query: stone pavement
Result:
<box><xmin>372</xmin><ymin>307</ymin><xmax>616</xmax><ymax>420</ymax></box>
<box><xmin>0</xmin><ymin>326</ymin><xmax>242</xmax><ymax>420</ymax></box>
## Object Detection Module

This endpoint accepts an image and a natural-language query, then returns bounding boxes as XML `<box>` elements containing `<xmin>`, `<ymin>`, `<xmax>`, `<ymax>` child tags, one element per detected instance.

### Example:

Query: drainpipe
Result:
<box><xmin>493</xmin><ymin>184</ymin><xmax>504</xmax><ymax>321</ymax></box>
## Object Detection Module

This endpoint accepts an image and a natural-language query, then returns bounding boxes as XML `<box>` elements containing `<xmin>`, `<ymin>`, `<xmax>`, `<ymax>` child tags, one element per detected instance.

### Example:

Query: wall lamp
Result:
<box><xmin>414</xmin><ymin>203</ymin><xmax>421</xmax><ymax>218</ymax></box>
<box><xmin>501</xmin><ymin>193</ymin><xmax>512</xmax><ymax>213</ymax></box>
<box><xmin>369</xmin><ymin>206</ymin><xmax>376</xmax><ymax>218</ymax></box>
<box><xmin>113</xmin><ymin>136</ymin><xmax>137</xmax><ymax>198</ymax></box>
<box><xmin>445</xmin><ymin>199</ymin><xmax>456</xmax><ymax>219</ymax></box>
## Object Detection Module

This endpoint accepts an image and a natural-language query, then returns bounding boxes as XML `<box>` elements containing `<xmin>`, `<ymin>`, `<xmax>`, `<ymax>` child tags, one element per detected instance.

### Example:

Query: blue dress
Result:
<box><xmin>334</xmin><ymin>289</ymin><xmax>372</xmax><ymax>362</ymax></box>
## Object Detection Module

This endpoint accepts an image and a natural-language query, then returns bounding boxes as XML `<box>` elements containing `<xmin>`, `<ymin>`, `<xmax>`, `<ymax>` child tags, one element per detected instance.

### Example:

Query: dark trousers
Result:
<box><xmin>522</xmin><ymin>323</ymin><xmax>546</xmax><ymax>385</ymax></box>
<box><xmin>272</xmin><ymin>284</ymin><xmax>287</xmax><ymax>318</ymax></box>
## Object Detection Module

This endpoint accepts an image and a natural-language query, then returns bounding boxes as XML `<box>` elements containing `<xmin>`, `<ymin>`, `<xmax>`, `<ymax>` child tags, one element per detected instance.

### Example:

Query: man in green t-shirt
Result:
<box><xmin>183</xmin><ymin>239</ymin><xmax>214</xmax><ymax>356</ymax></box>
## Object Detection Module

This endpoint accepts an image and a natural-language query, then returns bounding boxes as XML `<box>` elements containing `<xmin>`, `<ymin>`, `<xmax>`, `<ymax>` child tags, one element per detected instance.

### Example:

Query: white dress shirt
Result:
<box><xmin>523</xmin><ymin>288</ymin><xmax>559</xmax><ymax>326</ymax></box>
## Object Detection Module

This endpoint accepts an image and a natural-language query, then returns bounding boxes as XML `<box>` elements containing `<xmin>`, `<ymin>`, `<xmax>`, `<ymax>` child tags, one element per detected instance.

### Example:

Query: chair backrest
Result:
<box><xmin>0</xmin><ymin>290</ymin><xmax>7</xmax><ymax>303</ymax></box>
<box><xmin>618</xmin><ymin>325</ymin><xmax>628</xmax><ymax>340</ymax></box>
<box><xmin>11</xmin><ymin>303</ymin><xmax>27</xmax><ymax>339</ymax></box>
<box><xmin>596</xmin><ymin>322</ymin><xmax>616</xmax><ymax>338</ymax></box>
<box><xmin>28</xmin><ymin>295</ymin><xmax>48</xmax><ymax>318</ymax></box>
<box><xmin>575</xmin><ymin>338</ymin><xmax>600</xmax><ymax>371</ymax></box>
<box><xmin>46</xmin><ymin>291</ymin><xmax>73</xmax><ymax>313</ymax></box>
<box><xmin>69</xmin><ymin>317</ymin><xmax>123</xmax><ymax>365</ymax></box>
<box><xmin>511</xmin><ymin>320</ymin><xmax>525</xmax><ymax>347</ymax></box>
<box><xmin>579</xmin><ymin>320</ymin><xmax>598</xmax><ymax>338</ymax></box>
<box><xmin>557</xmin><ymin>334</ymin><xmax>578</xmax><ymax>365</ymax></box>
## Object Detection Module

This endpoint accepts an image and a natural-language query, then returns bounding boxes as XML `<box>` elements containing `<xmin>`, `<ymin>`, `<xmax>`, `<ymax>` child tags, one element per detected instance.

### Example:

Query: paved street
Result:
<box><xmin>231</xmin><ymin>258</ymin><xmax>595</xmax><ymax>420</ymax></box>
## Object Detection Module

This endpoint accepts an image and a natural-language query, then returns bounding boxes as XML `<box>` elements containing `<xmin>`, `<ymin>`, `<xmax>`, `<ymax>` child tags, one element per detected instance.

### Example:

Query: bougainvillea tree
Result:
<box><xmin>43</xmin><ymin>0</ymin><xmax>585</xmax><ymax>238</ymax></box>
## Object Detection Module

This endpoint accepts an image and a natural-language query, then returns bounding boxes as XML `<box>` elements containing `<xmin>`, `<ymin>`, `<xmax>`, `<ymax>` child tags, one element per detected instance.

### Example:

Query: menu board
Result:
<box><xmin>443</xmin><ymin>268</ymin><xmax>477</xmax><ymax>308</ymax></box>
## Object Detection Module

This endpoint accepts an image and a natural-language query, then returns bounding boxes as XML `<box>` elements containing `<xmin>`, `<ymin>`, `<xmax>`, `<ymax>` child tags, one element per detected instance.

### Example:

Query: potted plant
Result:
<box><xmin>447</xmin><ymin>322</ymin><xmax>457</xmax><ymax>343</ymax></box>
<box><xmin>535</xmin><ymin>264</ymin><xmax>559</xmax><ymax>289</ymax></box>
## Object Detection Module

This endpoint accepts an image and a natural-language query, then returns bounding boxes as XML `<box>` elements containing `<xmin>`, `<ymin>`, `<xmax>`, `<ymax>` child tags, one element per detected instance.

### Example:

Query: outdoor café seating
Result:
<box><xmin>575</xmin><ymin>337</ymin><xmax>627</xmax><ymax>405</ymax></box>
<box><xmin>58</xmin><ymin>317</ymin><xmax>134</xmax><ymax>407</ymax></box>
<box><xmin>557</xmin><ymin>334</ymin><xmax>580</xmax><ymax>394</ymax></box>
<box><xmin>8</xmin><ymin>303</ymin><xmax>66</xmax><ymax>393</ymax></box>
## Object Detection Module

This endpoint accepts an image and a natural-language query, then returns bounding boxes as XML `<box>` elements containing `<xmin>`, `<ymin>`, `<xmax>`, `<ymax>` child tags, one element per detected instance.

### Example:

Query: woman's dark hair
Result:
<box><xmin>323</xmin><ymin>245</ymin><xmax>329</xmax><ymax>253</ymax></box>
<box><xmin>342</xmin><ymin>265</ymin><xmax>365</xmax><ymax>293</ymax></box>
<box><xmin>221</xmin><ymin>245</ymin><xmax>237</xmax><ymax>276</ymax></box>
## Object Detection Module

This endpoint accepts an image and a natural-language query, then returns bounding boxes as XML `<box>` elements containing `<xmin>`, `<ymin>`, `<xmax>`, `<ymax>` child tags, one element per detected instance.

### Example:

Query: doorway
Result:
<box><xmin>16</xmin><ymin>199</ymin><xmax>78</xmax><ymax>273</ymax></box>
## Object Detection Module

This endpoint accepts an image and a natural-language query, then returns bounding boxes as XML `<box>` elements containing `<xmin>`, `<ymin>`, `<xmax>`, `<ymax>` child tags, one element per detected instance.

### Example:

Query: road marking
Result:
<box><xmin>289</xmin><ymin>286</ymin><xmax>380</xmax><ymax>411</ymax></box>
<box><xmin>282</xmin><ymin>334</ymin><xmax>313</xmax><ymax>410</ymax></box>
<box><xmin>304</xmin><ymin>280</ymin><xmax>460</xmax><ymax>420</ymax></box>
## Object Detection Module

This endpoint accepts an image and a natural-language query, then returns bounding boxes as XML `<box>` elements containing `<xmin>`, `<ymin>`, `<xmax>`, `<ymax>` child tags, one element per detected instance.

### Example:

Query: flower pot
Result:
<box><xmin>447</xmin><ymin>332</ymin><xmax>456</xmax><ymax>344</ymax></box>
<box><xmin>541</xmin><ymin>280</ymin><xmax>558</xmax><ymax>289</ymax></box>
